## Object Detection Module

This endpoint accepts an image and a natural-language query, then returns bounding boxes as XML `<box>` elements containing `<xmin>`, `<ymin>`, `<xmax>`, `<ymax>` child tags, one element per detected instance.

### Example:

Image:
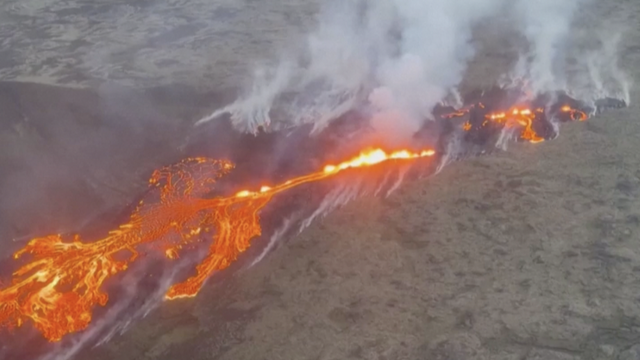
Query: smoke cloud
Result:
<box><xmin>198</xmin><ymin>0</ymin><xmax>628</xmax><ymax>143</ymax></box>
<box><xmin>506</xmin><ymin>0</ymin><xmax>583</xmax><ymax>94</ymax></box>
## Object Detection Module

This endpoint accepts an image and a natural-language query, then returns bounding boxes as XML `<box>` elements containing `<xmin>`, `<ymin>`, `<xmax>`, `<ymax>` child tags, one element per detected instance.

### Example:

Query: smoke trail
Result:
<box><xmin>298</xmin><ymin>178</ymin><xmax>366</xmax><ymax>232</ymax></box>
<box><xmin>368</xmin><ymin>0</ymin><xmax>506</xmax><ymax>143</ymax></box>
<box><xmin>502</xmin><ymin>0</ymin><xmax>630</xmax><ymax>104</ymax></box>
<box><xmin>199</xmin><ymin>0</ymin><xmax>630</xmax><ymax>142</ymax></box>
<box><xmin>571</xmin><ymin>31</ymin><xmax>631</xmax><ymax>105</ymax></box>
<box><xmin>506</xmin><ymin>0</ymin><xmax>583</xmax><ymax>94</ymax></box>
<box><xmin>198</xmin><ymin>0</ymin><xmax>507</xmax><ymax>139</ymax></box>
<box><xmin>249</xmin><ymin>215</ymin><xmax>297</xmax><ymax>268</ymax></box>
<box><xmin>196</xmin><ymin>1</ymin><xmax>379</xmax><ymax>133</ymax></box>
<box><xmin>36</xmin><ymin>248</ymin><xmax>204</xmax><ymax>360</ymax></box>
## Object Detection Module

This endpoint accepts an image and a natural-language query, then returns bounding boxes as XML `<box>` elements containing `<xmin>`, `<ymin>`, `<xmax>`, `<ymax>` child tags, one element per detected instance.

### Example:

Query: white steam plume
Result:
<box><xmin>196</xmin><ymin>1</ymin><xmax>378</xmax><ymax>133</ymax></box>
<box><xmin>505</xmin><ymin>0</ymin><xmax>583</xmax><ymax>95</ymax></box>
<box><xmin>570</xmin><ymin>31</ymin><xmax>631</xmax><ymax>105</ymax></box>
<box><xmin>198</xmin><ymin>0</ymin><xmax>507</xmax><ymax>140</ymax></box>
<box><xmin>249</xmin><ymin>215</ymin><xmax>298</xmax><ymax>268</ymax></box>
<box><xmin>299</xmin><ymin>178</ymin><xmax>366</xmax><ymax>232</ymax></box>
<box><xmin>368</xmin><ymin>0</ymin><xmax>505</xmax><ymax>143</ymax></box>
<box><xmin>503</xmin><ymin>0</ymin><xmax>630</xmax><ymax>104</ymax></box>
<box><xmin>198</xmin><ymin>0</ymin><xmax>628</xmax><ymax>143</ymax></box>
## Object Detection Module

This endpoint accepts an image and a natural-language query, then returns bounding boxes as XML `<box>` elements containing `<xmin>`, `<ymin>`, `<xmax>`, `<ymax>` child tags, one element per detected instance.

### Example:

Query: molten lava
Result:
<box><xmin>560</xmin><ymin>105</ymin><xmax>588</xmax><ymax>121</ymax></box>
<box><xmin>0</xmin><ymin>148</ymin><xmax>435</xmax><ymax>342</ymax></box>
<box><xmin>0</xmin><ymin>93</ymin><xmax>601</xmax><ymax>343</ymax></box>
<box><xmin>488</xmin><ymin>107</ymin><xmax>545</xmax><ymax>143</ymax></box>
<box><xmin>445</xmin><ymin>103</ymin><xmax>588</xmax><ymax>143</ymax></box>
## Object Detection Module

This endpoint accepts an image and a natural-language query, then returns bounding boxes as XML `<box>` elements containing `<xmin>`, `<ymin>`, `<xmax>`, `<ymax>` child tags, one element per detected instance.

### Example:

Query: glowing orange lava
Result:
<box><xmin>454</xmin><ymin>104</ymin><xmax>587</xmax><ymax>143</ymax></box>
<box><xmin>0</xmin><ymin>148</ymin><xmax>435</xmax><ymax>342</ymax></box>
<box><xmin>560</xmin><ymin>105</ymin><xmax>588</xmax><ymax>121</ymax></box>
<box><xmin>488</xmin><ymin>107</ymin><xmax>545</xmax><ymax>143</ymax></box>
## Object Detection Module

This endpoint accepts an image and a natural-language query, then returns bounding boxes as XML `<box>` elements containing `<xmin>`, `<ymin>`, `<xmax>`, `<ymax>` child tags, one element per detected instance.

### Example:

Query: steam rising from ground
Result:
<box><xmin>506</xmin><ymin>0</ymin><xmax>583</xmax><ymax>93</ymax></box>
<box><xmin>197</xmin><ymin>0</ymin><xmax>629</xmax><ymax>139</ymax></box>
<box><xmin>1</xmin><ymin>2</ymin><xmax>631</xmax><ymax>359</ymax></box>
<box><xmin>35</xmin><ymin>250</ymin><xmax>204</xmax><ymax>360</ymax></box>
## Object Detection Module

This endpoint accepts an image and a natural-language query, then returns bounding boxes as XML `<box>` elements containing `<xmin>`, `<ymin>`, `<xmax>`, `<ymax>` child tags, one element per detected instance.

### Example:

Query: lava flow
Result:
<box><xmin>483</xmin><ymin>107</ymin><xmax>546</xmax><ymax>143</ymax></box>
<box><xmin>0</xmin><ymin>147</ymin><xmax>435</xmax><ymax>342</ymax></box>
<box><xmin>446</xmin><ymin>103</ymin><xmax>588</xmax><ymax>143</ymax></box>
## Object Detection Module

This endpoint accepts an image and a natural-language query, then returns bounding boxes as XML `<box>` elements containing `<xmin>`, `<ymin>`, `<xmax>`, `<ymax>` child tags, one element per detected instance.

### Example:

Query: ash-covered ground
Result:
<box><xmin>1</xmin><ymin>1</ymin><xmax>640</xmax><ymax>360</ymax></box>
<box><xmin>0</xmin><ymin>0</ymin><xmax>318</xmax><ymax>89</ymax></box>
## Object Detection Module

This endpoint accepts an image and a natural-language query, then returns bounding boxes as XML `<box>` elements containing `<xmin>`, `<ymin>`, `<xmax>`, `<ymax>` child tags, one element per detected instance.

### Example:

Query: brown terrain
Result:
<box><xmin>1</xmin><ymin>0</ymin><xmax>640</xmax><ymax>360</ymax></box>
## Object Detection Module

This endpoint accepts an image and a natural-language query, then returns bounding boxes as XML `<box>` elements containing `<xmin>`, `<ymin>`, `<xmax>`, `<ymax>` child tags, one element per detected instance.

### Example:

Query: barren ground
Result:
<box><xmin>1</xmin><ymin>1</ymin><xmax>640</xmax><ymax>360</ymax></box>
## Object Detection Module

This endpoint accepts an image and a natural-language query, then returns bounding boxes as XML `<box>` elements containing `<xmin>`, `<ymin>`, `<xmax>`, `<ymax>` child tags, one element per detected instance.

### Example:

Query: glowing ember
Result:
<box><xmin>0</xmin><ymin>148</ymin><xmax>435</xmax><ymax>342</ymax></box>
<box><xmin>560</xmin><ymin>105</ymin><xmax>588</xmax><ymax>121</ymax></box>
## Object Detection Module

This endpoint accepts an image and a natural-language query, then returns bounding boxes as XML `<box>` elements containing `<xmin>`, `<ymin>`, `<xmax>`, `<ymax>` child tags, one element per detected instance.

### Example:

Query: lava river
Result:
<box><xmin>0</xmin><ymin>148</ymin><xmax>435</xmax><ymax>342</ymax></box>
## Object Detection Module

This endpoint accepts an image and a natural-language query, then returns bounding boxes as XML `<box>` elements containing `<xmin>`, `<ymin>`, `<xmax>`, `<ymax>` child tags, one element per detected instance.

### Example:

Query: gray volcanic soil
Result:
<box><xmin>1</xmin><ymin>1</ymin><xmax>640</xmax><ymax>360</ymax></box>
<box><xmin>0</xmin><ymin>0</ymin><xmax>318</xmax><ymax>89</ymax></box>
